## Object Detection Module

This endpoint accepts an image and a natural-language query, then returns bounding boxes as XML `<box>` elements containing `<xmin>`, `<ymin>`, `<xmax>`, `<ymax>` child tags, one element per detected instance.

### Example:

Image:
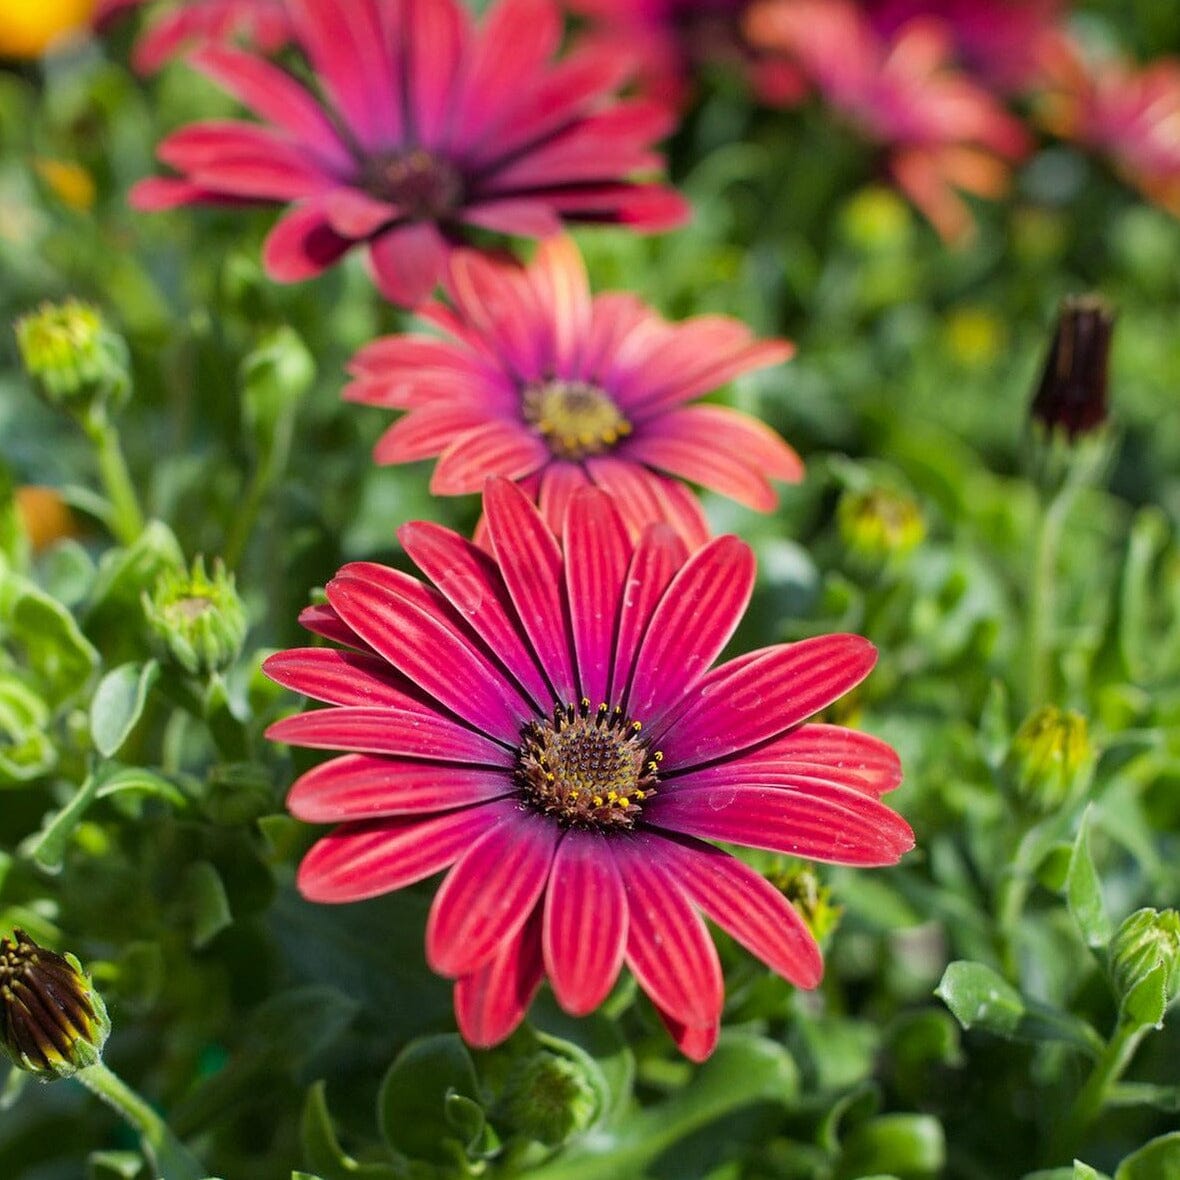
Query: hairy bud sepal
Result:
<box><xmin>143</xmin><ymin>557</ymin><xmax>247</xmax><ymax>678</ymax></box>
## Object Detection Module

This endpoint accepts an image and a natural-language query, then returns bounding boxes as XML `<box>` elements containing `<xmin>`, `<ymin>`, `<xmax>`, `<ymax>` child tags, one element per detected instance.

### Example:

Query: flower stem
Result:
<box><xmin>85</xmin><ymin>412</ymin><xmax>145</xmax><ymax>546</ymax></box>
<box><xmin>1027</xmin><ymin>480</ymin><xmax>1080</xmax><ymax>708</ymax></box>
<box><xmin>1048</xmin><ymin>1021</ymin><xmax>1145</xmax><ymax>1163</ymax></box>
<box><xmin>76</xmin><ymin>1060</ymin><xmax>206</xmax><ymax>1180</ymax></box>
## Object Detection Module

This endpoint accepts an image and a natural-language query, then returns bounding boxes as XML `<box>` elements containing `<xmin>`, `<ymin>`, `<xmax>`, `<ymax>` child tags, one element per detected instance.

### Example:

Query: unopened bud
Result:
<box><xmin>498</xmin><ymin>1050</ymin><xmax>597</xmax><ymax>1146</ymax></box>
<box><xmin>771</xmin><ymin>863</ymin><xmax>842</xmax><ymax>945</ymax></box>
<box><xmin>1005</xmin><ymin>706</ymin><xmax>1093</xmax><ymax>814</ymax></box>
<box><xmin>15</xmin><ymin>301</ymin><xmax>130</xmax><ymax>415</ymax></box>
<box><xmin>1030</xmin><ymin>295</ymin><xmax>1115</xmax><ymax>441</ymax></box>
<box><xmin>1110</xmin><ymin>908</ymin><xmax>1180</xmax><ymax>1013</ymax></box>
<box><xmin>0</xmin><ymin>930</ymin><xmax>110</xmax><ymax>1080</ymax></box>
<box><xmin>838</xmin><ymin>486</ymin><xmax>925</xmax><ymax>565</ymax></box>
<box><xmin>143</xmin><ymin>557</ymin><xmax>247</xmax><ymax>677</ymax></box>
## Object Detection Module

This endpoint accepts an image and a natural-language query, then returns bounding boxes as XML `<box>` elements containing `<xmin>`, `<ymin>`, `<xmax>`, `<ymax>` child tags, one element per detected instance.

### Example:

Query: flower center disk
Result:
<box><xmin>523</xmin><ymin>381</ymin><xmax>631</xmax><ymax>461</ymax></box>
<box><xmin>366</xmin><ymin>149</ymin><xmax>463</xmax><ymax>220</ymax></box>
<box><xmin>516</xmin><ymin>701</ymin><xmax>660</xmax><ymax>830</ymax></box>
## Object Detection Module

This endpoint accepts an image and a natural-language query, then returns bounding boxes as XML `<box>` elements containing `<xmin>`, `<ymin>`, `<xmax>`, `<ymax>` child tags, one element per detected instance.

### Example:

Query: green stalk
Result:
<box><xmin>76</xmin><ymin>1061</ymin><xmax>207</xmax><ymax>1180</ymax></box>
<box><xmin>1048</xmin><ymin>1021</ymin><xmax>1146</xmax><ymax>1163</ymax></box>
<box><xmin>1027</xmin><ymin>480</ymin><xmax>1081</xmax><ymax>708</ymax></box>
<box><xmin>85</xmin><ymin>412</ymin><xmax>145</xmax><ymax>545</ymax></box>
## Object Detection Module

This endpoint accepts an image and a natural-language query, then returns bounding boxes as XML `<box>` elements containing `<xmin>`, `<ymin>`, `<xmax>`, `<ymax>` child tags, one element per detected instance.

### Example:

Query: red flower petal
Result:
<box><xmin>461</xmin><ymin>199</ymin><xmax>565</xmax><ymax>238</ymax></box>
<box><xmin>657</xmin><ymin>635</ymin><xmax>879</xmax><ymax>765</ymax></box>
<box><xmin>267</xmin><ymin>707</ymin><xmax>513</xmax><ymax>766</ymax></box>
<box><xmin>405</xmin><ymin>0</ymin><xmax>471</xmax><ymax>148</ymax></box>
<box><xmin>427</xmin><ymin>812</ymin><xmax>559</xmax><ymax>977</ymax></box>
<box><xmin>655</xmin><ymin>1008</ymin><xmax>719</xmax><ymax>1063</ymax></box>
<box><xmin>262</xmin><ymin>648</ymin><xmax>435</xmax><ymax>711</ymax></box>
<box><xmin>326</xmin><ymin>574</ymin><xmax>531</xmax><ymax>745</ymax></box>
<box><xmin>431</xmin><ymin>421</ymin><xmax>550</xmax><ymax>495</ymax></box>
<box><xmin>398</xmin><ymin>520</ymin><xmax>554</xmax><ymax>708</ymax></box>
<box><xmin>584</xmin><ymin>456</ymin><xmax>709</xmax><ymax>548</ymax></box>
<box><xmin>287</xmin><ymin>754</ymin><xmax>512</xmax><ymax>822</ymax></box>
<box><xmin>614</xmin><ymin>838</ymin><xmax>723</xmax><ymax>1030</ymax></box>
<box><xmin>536</xmin><ymin>461</ymin><xmax>591</xmax><ymax>539</ymax></box>
<box><xmin>322</xmin><ymin>188</ymin><xmax>400</xmax><ymax>238</ymax></box>
<box><xmin>626</xmin><ymin>536</ymin><xmax>755</xmax><ymax>726</ymax></box>
<box><xmin>297</xmin><ymin>800</ymin><xmax>513</xmax><ymax>902</ymax></box>
<box><xmin>543</xmin><ymin>830</ymin><xmax>628</xmax><ymax>1016</ymax></box>
<box><xmin>296</xmin><ymin>604</ymin><xmax>373</xmax><ymax>652</ymax></box>
<box><xmin>564</xmin><ymin>487</ymin><xmax>632</xmax><ymax>707</ymax></box>
<box><xmin>372</xmin><ymin>405</ymin><xmax>490</xmax><ymax>465</ymax></box>
<box><xmin>368</xmin><ymin>222</ymin><xmax>449</xmax><ymax>309</ymax></box>
<box><xmin>454</xmin><ymin>909</ymin><xmax>545</xmax><ymax>1048</ymax></box>
<box><xmin>651</xmin><ymin>834</ymin><xmax>823</xmax><ymax>989</ymax></box>
<box><xmin>483</xmin><ymin>479</ymin><xmax>577</xmax><ymax>704</ymax></box>
<box><xmin>263</xmin><ymin>203</ymin><xmax>354</xmax><ymax>282</ymax></box>
<box><xmin>645</xmin><ymin>783</ymin><xmax>916</xmax><ymax>867</ymax></box>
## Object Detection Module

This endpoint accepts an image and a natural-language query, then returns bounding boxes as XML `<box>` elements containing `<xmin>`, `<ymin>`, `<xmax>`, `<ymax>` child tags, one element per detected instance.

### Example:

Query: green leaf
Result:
<box><xmin>87</xmin><ymin>1150</ymin><xmax>146</xmax><ymax>1179</ymax></box>
<box><xmin>179</xmin><ymin>861</ymin><xmax>232</xmax><ymax>949</ymax></box>
<box><xmin>300</xmin><ymin>1082</ymin><xmax>399</xmax><ymax>1180</ymax></box>
<box><xmin>89</xmin><ymin>660</ymin><xmax>158</xmax><ymax>756</ymax></box>
<box><xmin>23</xmin><ymin>775</ymin><xmax>99</xmax><ymax>871</ymax></box>
<box><xmin>1066</xmin><ymin>807</ymin><xmax>1112</xmax><ymax>949</ymax></box>
<box><xmin>1021</xmin><ymin>1165</ymin><xmax>1109</xmax><ymax>1180</ymax></box>
<box><xmin>1122</xmin><ymin>962</ymin><xmax>1168</xmax><ymax>1030</ymax></box>
<box><xmin>836</xmin><ymin>1114</ymin><xmax>946</xmax><ymax>1179</ymax></box>
<box><xmin>378</xmin><ymin>1034</ymin><xmax>481</xmax><ymax>1166</ymax></box>
<box><xmin>1115</xmin><ymin>1131</ymin><xmax>1180</xmax><ymax>1179</ymax></box>
<box><xmin>95</xmin><ymin>765</ymin><xmax>186</xmax><ymax>808</ymax></box>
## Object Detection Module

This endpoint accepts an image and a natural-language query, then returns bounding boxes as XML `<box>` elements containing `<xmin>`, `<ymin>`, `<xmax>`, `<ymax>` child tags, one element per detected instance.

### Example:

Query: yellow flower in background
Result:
<box><xmin>34</xmin><ymin>159</ymin><xmax>97</xmax><ymax>212</ymax></box>
<box><xmin>0</xmin><ymin>0</ymin><xmax>95</xmax><ymax>60</ymax></box>
<box><xmin>16</xmin><ymin>486</ymin><xmax>79</xmax><ymax>552</ymax></box>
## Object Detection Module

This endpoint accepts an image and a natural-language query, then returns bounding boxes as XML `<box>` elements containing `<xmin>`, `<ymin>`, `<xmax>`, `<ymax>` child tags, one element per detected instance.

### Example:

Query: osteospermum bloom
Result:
<box><xmin>1036</xmin><ymin>40</ymin><xmax>1180</xmax><ymax>218</ymax></box>
<box><xmin>264</xmin><ymin>480</ymin><xmax>914</xmax><ymax>1059</ymax></box>
<box><xmin>346</xmin><ymin>236</ymin><xmax>801</xmax><ymax>545</ymax></box>
<box><xmin>567</xmin><ymin>0</ymin><xmax>804</xmax><ymax>108</ymax></box>
<box><xmin>130</xmin><ymin>0</ymin><xmax>689</xmax><ymax>307</ymax></box>
<box><xmin>745</xmin><ymin>0</ymin><xmax>1029</xmax><ymax>241</ymax></box>
<box><xmin>94</xmin><ymin>0</ymin><xmax>293</xmax><ymax>75</ymax></box>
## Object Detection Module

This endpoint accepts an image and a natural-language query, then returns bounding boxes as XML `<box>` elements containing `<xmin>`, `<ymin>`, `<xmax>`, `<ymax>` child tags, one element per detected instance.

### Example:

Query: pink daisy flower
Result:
<box><xmin>129</xmin><ymin>0</ymin><xmax>690</xmax><ymax>307</ymax></box>
<box><xmin>1037</xmin><ymin>39</ymin><xmax>1180</xmax><ymax>218</ymax></box>
<box><xmin>567</xmin><ymin>0</ymin><xmax>805</xmax><ymax>108</ymax></box>
<box><xmin>860</xmin><ymin>0</ymin><xmax>1067</xmax><ymax>93</ymax></box>
<box><xmin>264</xmin><ymin>479</ymin><xmax>914</xmax><ymax>1060</ymax></box>
<box><xmin>745</xmin><ymin>0</ymin><xmax>1030</xmax><ymax>242</ymax></box>
<box><xmin>345</xmin><ymin>236</ymin><xmax>802</xmax><ymax>547</ymax></box>
<box><xmin>94</xmin><ymin>0</ymin><xmax>293</xmax><ymax>75</ymax></box>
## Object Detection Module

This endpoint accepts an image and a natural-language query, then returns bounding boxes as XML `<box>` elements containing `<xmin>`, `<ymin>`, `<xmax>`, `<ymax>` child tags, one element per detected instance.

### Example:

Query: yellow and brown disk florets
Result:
<box><xmin>0</xmin><ymin>930</ymin><xmax>109</xmax><ymax>1080</ymax></box>
<box><xmin>516</xmin><ymin>700</ymin><xmax>661</xmax><ymax>830</ymax></box>
<box><xmin>522</xmin><ymin>381</ymin><xmax>633</xmax><ymax>461</ymax></box>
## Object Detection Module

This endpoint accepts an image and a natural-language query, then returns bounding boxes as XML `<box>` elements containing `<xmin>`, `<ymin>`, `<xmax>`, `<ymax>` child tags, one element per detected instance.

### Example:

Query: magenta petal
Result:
<box><xmin>430</xmin><ymin>422</ymin><xmax>550</xmax><ymax>495</ymax></box>
<box><xmin>536</xmin><ymin>462</ymin><xmax>590</xmax><ymax>539</ymax></box>
<box><xmin>564</xmin><ymin>487</ymin><xmax>632</xmax><ymax>707</ymax></box>
<box><xmin>542</xmin><ymin>831</ymin><xmax>628</xmax><ymax>1016</ymax></box>
<box><xmin>288</xmin><ymin>754</ymin><xmax>512</xmax><ymax>822</ymax></box>
<box><xmin>326</xmin><ymin>575</ymin><xmax>531</xmax><ymax>745</ymax></box>
<box><xmin>624</xmin><ymin>429</ymin><xmax>778</xmax><ymax>512</ymax></box>
<box><xmin>266</xmin><ymin>707</ymin><xmax>513</xmax><ymax>766</ymax></box>
<box><xmin>607</xmin><ymin>523</ymin><xmax>689</xmax><ymax>705</ymax></box>
<box><xmin>626</xmin><ymin>535</ymin><xmax>755</xmax><ymax>727</ymax></box>
<box><xmin>297</xmin><ymin>604</ymin><xmax>374</xmax><ymax>653</ymax></box>
<box><xmin>657</xmin><ymin>635</ymin><xmax>879</xmax><ymax>764</ymax></box>
<box><xmin>484</xmin><ymin>479</ymin><xmax>578</xmax><ymax>704</ymax></box>
<box><xmin>426</xmin><ymin>813</ymin><xmax>558</xmax><ymax>977</ymax></box>
<box><xmin>189</xmin><ymin>45</ymin><xmax>350</xmax><ymax>168</ymax></box>
<box><xmin>263</xmin><ymin>203</ymin><xmax>354</xmax><ymax>282</ymax></box>
<box><xmin>398</xmin><ymin>521</ymin><xmax>554</xmax><ymax>708</ymax></box>
<box><xmin>405</xmin><ymin>0</ymin><xmax>470</xmax><ymax>148</ymax></box>
<box><xmin>368</xmin><ymin>222</ymin><xmax>449</xmax><ymax>308</ymax></box>
<box><xmin>644</xmin><ymin>784</ymin><xmax>916</xmax><ymax>867</ymax></box>
<box><xmin>652</xmin><ymin>834</ymin><xmax>823</xmax><ymax>989</ymax></box>
<box><xmin>262</xmin><ymin>648</ymin><xmax>435</xmax><ymax>711</ymax></box>
<box><xmin>613</xmin><ymin>838</ymin><xmax>723</xmax><ymax>1029</ymax></box>
<box><xmin>461</xmin><ymin>199</ymin><xmax>564</xmax><ymax>238</ymax></box>
<box><xmin>128</xmin><ymin>177</ymin><xmax>217</xmax><ymax>210</ymax></box>
<box><xmin>584</xmin><ymin>456</ymin><xmax>707</xmax><ymax>547</ymax></box>
<box><xmin>373</xmin><ymin>406</ymin><xmax>489</xmax><ymax>465</ymax></box>
<box><xmin>323</xmin><ymin>188</ymin><xmax>400</xmax><ymax>237</ymax></box>
<box><xmin>656</xmin><ymin>1008</ymin><xmax>719</xmax><ymax>1063</ymax></box>
<box><xmin>297</xmin><ymin>800</ymin><xmax>513</xmax><ymax>903</ymax></box>
<box><xmin>454</xmin><ymin>910</ymin><xmax>544</xmax><ymax>1049</ymax></box>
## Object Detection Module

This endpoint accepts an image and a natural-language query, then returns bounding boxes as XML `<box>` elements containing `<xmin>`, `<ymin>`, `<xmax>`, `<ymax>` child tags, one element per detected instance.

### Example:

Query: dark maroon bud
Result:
<box><xmin>1030</xmin><ymin>295</ymin><xmax>1115</xmax><ymax>440</ymax></box>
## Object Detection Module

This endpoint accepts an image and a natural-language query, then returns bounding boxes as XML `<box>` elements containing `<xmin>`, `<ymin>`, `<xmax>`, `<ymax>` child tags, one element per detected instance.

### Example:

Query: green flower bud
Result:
<box><xmin>1005</xmin><ymin>706</ymin><xmax>1094</xmax><ymax>815</ymax></box>
<box><xmin>143</xmin><ymin>557</ymin><xmax>247</xmax><ymax>677</ymax></box>
<box><xmin>770</xmin><ymin>863</ymin><xmax>842</xmax><ymax>946</ymax></box>
<box><xmin>1109</xmin><ymin>908</ymin><xmax>1180</xmax><ymax>1010</ymax></box>
<box><xmin>15</xmin><ymin>301</ymin><xmax>130</xmax><ymax>415</ymax></box>
<box><xmin>837</xmin><ymin>486</ymin><xmax>925</xmax><ymax>565</ymax></box>
<box><xmin>0</xmin><ymin>929</ymin><xmax>110</xmax><ymax>1080</ymax></box>
<box><xmin>498</xmin><ymin>1050</ymin><xmax>597</xmax><ymax>1146</ymax></box>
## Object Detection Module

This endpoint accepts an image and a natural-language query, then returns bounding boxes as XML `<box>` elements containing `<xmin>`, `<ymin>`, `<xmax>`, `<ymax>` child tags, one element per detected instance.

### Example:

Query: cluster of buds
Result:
<box><xmin>838</xmin><ymin>485</ymin><xmax>926</xmax><ymax>566</ymax></box>
<box><xmin>143</xmin><ymin>557</ymin><xmax>248</xmax><ymax>677</ymax></box>
<box><xmin>15</xmin><ymin>300</ymin><xmax>130</xmax><ymax>417</ymax></box>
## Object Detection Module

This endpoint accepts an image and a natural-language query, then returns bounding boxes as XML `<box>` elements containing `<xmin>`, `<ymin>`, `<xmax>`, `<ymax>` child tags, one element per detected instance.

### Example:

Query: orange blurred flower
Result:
<box><xmin>0</xmin><ymin>0</ymin><xmax>95</xmax><ymax>59</ymax></box>
<box><xmin>15</xmin><ymin>486</ymin><xmax>79</xmax><ymax>552</ymax></box>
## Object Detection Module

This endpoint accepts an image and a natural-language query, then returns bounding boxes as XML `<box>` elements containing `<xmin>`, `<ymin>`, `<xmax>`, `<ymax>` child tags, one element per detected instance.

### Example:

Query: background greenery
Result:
<box><xmin>1</xmin><ymin>2</ymin><xmax>1179</xmax><ymax>1177</ymax></box>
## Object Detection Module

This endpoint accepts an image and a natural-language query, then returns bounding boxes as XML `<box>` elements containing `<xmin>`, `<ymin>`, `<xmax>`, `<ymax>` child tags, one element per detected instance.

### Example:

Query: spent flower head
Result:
<box><xmin>144</xmin><ymin>556</ymin><xmax>247</xmax><ymax>677</ymax></box>
<box><xmin>0</xmin><ymin>930</ymin><xmax>110</xmax><ymax>1081</ymax></box>
<box><xmin>15</xmin><ymin>301</ymin><xmax>130</xmax><ymax>415</ymax></box>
